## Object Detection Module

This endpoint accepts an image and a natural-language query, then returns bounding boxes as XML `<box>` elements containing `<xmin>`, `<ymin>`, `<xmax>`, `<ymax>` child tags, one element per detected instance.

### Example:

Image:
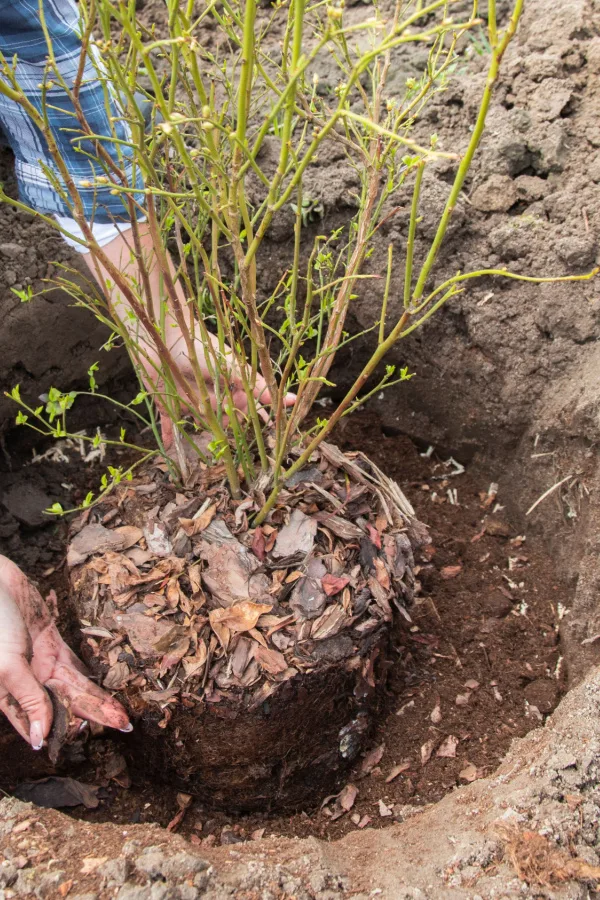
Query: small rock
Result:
<box><xmin>161</xmin><ymin>852</ymin><xmax>209</xmax><ymax>881</ymax></box>
<box><xmin>117</xmin><ymin>886</ymin><xmax>150</xmax><ymax>900</ymax></box>
<box><xmin>135</xmin><ymin>849</ymin><xmax>168</xmax><ymax>880</ymax></box>
<box><xmin>514</xmin><ymin>175</ymin><xmax>549</xmax><ymax>202</ymax></box>
<box><xmin>2</xmin><ymin>480</ymin><xmax>54</xmax><ymax>528</ymax></box>
<box><xmin>121</xmin><ymin>840</ymin><xmax>142</xmax><ymax>858</ymax></box>
<box><xmin>471</xmin><ymin>174</ymin><xmax>518</xmax><ymax>213</ymax></box>
<box><xmin>179</xmin><ymin>887</ymin><xmax>200</xmax><ymax>900</ymax></box>
<box><xmin>0</xmin><ymin>862</ymin><xmax>17</xmax><ymax>889</ymax></box>
<box><xmin>0</xmin><ymin>243</ymin><xmax>26</xmax><ymax>259</ymax></box>
<box><xmin>556</xmin><ymin>236</ymin><xmax>597</xmax><ymax>270</ymax></box>
<box><xmin>98</xmin><ymin>857</ymin><xmax>131</xmax><ymax>886</ymax></box>
<box><xmin>193</xmin><ymin>870</ymin><xmax>211</xmax><ymax>892</ymax></box>
<box><xmin>150</xmin><ymin>884</ymin><xmax>180</xmax><ymax>900</ymax></box>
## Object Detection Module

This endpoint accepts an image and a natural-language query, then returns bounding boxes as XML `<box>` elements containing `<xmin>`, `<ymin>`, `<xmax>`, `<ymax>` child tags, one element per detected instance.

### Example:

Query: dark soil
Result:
<box><xmin>0</xmin><ymin>410</ymin><xmax>567</xmax><ymax>844</ymax></box>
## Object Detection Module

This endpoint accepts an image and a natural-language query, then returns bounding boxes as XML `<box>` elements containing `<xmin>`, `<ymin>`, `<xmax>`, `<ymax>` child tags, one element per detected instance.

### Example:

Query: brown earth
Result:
<box><xmin>1</xmin><ymin>0</ymin><xmax>600</xmax><ymax>896</ymax></box>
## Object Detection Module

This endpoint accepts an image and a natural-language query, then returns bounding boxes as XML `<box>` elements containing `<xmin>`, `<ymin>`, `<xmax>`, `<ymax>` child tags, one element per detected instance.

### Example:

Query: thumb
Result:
<box><xmin>0</xmin><ymin>656</ymin><xmax>53</xmax><ymax>749</ymax></box>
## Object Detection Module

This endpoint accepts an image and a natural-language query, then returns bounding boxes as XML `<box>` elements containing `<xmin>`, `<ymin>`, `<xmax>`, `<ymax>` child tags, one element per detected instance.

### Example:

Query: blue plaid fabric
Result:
<box><xmin>0</xmin><ymin>0</ymin><xmax>142</xmax><ymax>224</ymax></box>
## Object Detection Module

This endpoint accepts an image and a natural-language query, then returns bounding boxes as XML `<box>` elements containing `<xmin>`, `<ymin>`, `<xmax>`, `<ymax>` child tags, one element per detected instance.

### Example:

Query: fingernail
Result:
<box><xmin>119</xmin><ymin>723</ymin><xmax>133</xmax><ymax>733</ymax></box>
<box><xmin>30</xmin><ymin>721</ymin><xmax>44</xmax><ymax>751</ymax></box>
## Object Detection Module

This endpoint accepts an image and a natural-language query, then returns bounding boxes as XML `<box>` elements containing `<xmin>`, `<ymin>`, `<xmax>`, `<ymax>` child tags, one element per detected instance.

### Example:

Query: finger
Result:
<box><xmin>0</xmin><ymin>658</ymin><xmax>53</xmax><ymax>749</ymax></box>
<box><xmin>0</xmin><ymin>694</ymin><xmax>30</xmax><ymax>744</ymax></box>
<box><xmin>48</xmin><ymin>663</ymin><xmax>132</xmax><ymax>732</ymax></box>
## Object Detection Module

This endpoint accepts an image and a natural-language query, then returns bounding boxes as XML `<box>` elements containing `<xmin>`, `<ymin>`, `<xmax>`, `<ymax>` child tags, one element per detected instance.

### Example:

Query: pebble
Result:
<box><xmin>117</xmin><ymin>886</ymin><xmax>149</xmax><ymax>900</ymax></box>
<box><xmin>0</xmin><ymin>243</ymin><xmax>26</xmax><ymax>259</ymax></box>
<box><xmin>98</xmin><ymin>857</ymin><xmax>131</xmax><ymax>886</ymax></box>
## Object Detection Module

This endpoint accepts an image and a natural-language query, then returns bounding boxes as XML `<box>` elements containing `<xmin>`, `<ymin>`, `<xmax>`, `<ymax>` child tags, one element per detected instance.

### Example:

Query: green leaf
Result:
<box><xmin>88</xmin><ymin>362</ymin><xmax>99</xmax><ymax>393</ymax></box>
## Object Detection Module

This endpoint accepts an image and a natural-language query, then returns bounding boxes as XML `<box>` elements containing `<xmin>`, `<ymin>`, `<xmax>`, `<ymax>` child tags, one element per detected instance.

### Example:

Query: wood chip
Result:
<box><xmin>272</xmin><ymin>509</ymin><xmax>317</xmax><ymax>559</ymax></box>
<box><xmin>361</xmin><ymin>744</ymin><xmax>384</xmax><ymax>775</ymax></box>
<box><xmin>67</xmin><ymin>524</ymin><xmax>143</xmax><ymax>567</ymax></box>
<box><xmin>385</xmin><ymin>762</ymin><xmax>410</xmax><ymax>783</ymax></box>
<box><xmin>339</xmin><ymin>783</ymin><xmax>358</xmax><ymax>811</ymax></box>
<box><xmin>421</xmin><ymin>739</ymin><xmax>435</xmax><ymax>766</ymax></box>
<box><xmin>378</xmin><ymin>799</ymin><xmax>393</xmax><ymax>817</ymax></box>
<box><xmin>437</xmin><ymin>735</ymin><xmax>459</xmax><ymax>758</ymax></box>
<box><xmin>321</xmin><ymin>574</ymin><xmax>350</xmax><ymax>596</ymax></box>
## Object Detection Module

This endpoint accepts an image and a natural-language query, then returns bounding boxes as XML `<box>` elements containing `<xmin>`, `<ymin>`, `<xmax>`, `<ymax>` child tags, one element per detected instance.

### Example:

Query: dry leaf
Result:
<box><xmin>361</xmin><ymin>744</ymin><xmax>384</xmax><ymax>775</ymax></box>
<box><xmin>254</xmin><ymin>644</ymin><xmax>288</xmax><ymax>675</ymax></box>
<box><xmin>459</xmin><ymin>762</ymin><xmax>481</xmax><ymax>783</ymax></box>
<box><xmin>378</xmin><ymin>799</ymin><xmax>393</xmax><ymax>817</ymax></box>
<box><xmin>198</xmin><ymin>540</ymin><xmax>269</xmax><ymax>606</ymax></box>
<box><xmin>272</xmin><ymin>509</ymin><xmax>317</xmax><ymax>559</ymax></box>
<box><xmin>385</xmin><ymin>762</ymin><xmax>410</xmax><ymax>783</ymax></box>
<box><xmin>140</xmin><ymin>687</ymin><xmax>180</xmax><ymax>704</ymax></box>
<box><xmin>374</xmin><ymin>557</ymin><xmax>390</xmax><ymax>591</ymax></box>
<box><xmin>115</xmin><ymin>612</ymin><xmax>186</xmax><ymax>659</ymax></box>
<box><xmin>339</xmin><ymin>783</ymin><xmax>358</xmax><ymax>811</ymax></box>
<box><xmin>159</xmin><ymin>636</ymin><xmax>190</xmax><ymax>675</ymax></box>
<box><xmin>182</xmin><ymin>641</ymin><xmax>208</xmax><ymax>679</ymax></box>
<box><xmin>209</xmin><ymin>601</ymin><xmax>273</xmax><ymax>637</ymax></box>
<box><xmin>421</xmin><ymin>739</ymin><xmax>435</xmax><ymax>766</ymax></box>
<box><xmin>367</xmin><ymin>523</ymin><xmax>381</xmax><ymax>549</ymax></box>
<box><xmin>331</xmin><ymin>783</ymin><xmax>358</xmax><ymax>820</ymax></box>
<box><xmin>440</xmin><ymin>565</ymin><xmax>462</xmax><ymax>580</ymax></box>
<box><xmin>103</xmin><ymin>661</ymin><xmax>130</xmax><ymax>691</ymax></box>
<box><xmin>437</xmin><ymin>735</ymin><xmax>459</xmax><ymax>758</ymax></box>
<box><xmin>321</xmin><ymin>574</ymin><xmax>350</xmax><ymax>597</ymax></box>
<box><xmin>179</xmin><ymin>504</ymin><xmax>217</xmax><ymax>537</ymax></box>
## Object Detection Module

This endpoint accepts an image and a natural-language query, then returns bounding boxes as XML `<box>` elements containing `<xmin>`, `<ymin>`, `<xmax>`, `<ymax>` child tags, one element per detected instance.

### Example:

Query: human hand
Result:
<box><xmin>158</xmin><ymin>331</ymin><xmax>296</xmax><ymax>450</ymax></box>
<box><xmin>0</xmin><ymin>556</ymin><xmax>131</xmax><ymax>749</ymax></box>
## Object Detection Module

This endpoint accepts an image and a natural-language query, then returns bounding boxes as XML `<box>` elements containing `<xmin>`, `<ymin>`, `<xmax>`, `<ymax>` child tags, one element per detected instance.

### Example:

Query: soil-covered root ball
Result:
<box><xmin>68</xmin><ymin>442</ymin><xmax>428</xmax><ymax>812</ymax></box>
